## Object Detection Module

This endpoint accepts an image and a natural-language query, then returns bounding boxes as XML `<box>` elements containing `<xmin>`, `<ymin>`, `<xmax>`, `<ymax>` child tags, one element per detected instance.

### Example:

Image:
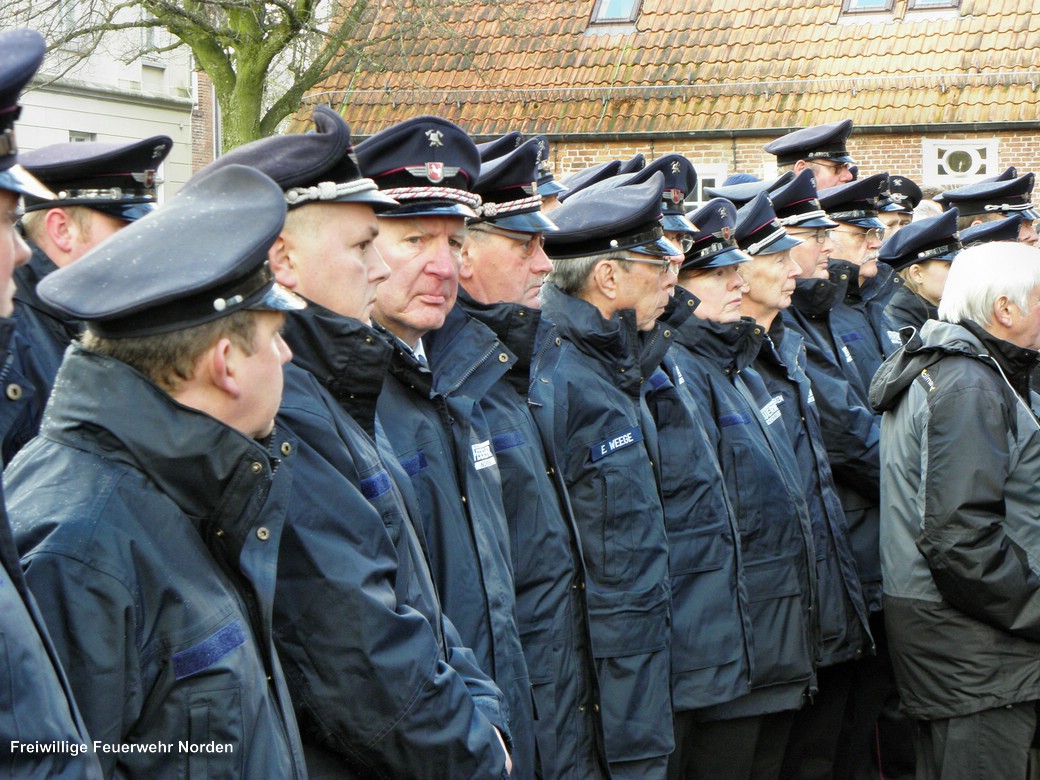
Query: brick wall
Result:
<box><xmin>191</xmin><ymin>71</ymin><xmax>217</xmax><ymax>173</ymax></box>
<box><xmin>550</xmin><ymin>130</ymin><xmax>1040</xmax><ymax>196</ymax></box>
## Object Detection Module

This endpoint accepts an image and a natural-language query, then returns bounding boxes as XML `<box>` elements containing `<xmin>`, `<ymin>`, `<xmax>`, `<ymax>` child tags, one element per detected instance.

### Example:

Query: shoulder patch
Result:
<box><xmin>173</xmin><ymin>621</ymin><xmax>246</xmax><ymax>680</ymax></box>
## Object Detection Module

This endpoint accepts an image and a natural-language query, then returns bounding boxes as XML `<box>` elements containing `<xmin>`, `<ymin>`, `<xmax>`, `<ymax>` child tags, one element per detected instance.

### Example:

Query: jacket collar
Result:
<box><xmin>792</xmin><ymin>275</ymin><xmax>848</xmax><ymax>316</ymax></box>
<box><xmin>962</xmin><ymin>319</ymin><xmax>1039</xmax><ymax>399</ymax></box>
<box><xmin>282</xmin><ymin>301</ymin><xmax>391</xmax><ymax>436</ymax></box>
<box><xmin>828</xmin><ymin>258</ymin><xmax>863</xmax><ymax>301</ymax></box>
<box><xmin>676</xmin><ymin>314</ymin><xmax>764</xmax><ymax>374</ymax></box>
<box><xmin>456</xmin><ymin>287</ymin><xmax>541</xmax><ymax>393</ymax></box>
<box><xmin>423</xmin><ymin>303</ymin><xmax>515</xmax><ymax>399</ymax></box>
<box><xmin>43</xmin><ymin>345</ymin><xmax>289</xmax><ymax>548</ymax></box>
<box><xmin>14</xmin><ymin>244</ymin><xmax>71</xmax><ymax>323</ymax></box>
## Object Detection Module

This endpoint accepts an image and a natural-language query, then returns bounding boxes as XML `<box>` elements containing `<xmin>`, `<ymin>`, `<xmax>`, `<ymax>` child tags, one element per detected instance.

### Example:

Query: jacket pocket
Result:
<box><xmin>522</xmin><ymin>636</ymin><xmax>558</xmax><ymax>778</ymax></box>
<box><xmin>744</xmin><ymin>558</ymin><xmax>813</xmax><ymax>687</ymax></box>
<box><xmin>185</xmin><ymin>686</ymin><xmax>243</xmax><ymax>779</ymax></box>
<box><xmin>586</xmin><ymin>585</ymin><xmax>673</xmax><ymax>763</ymax></box>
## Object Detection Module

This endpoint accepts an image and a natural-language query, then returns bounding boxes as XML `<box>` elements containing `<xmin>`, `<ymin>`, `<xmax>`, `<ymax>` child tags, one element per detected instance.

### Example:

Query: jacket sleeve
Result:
<box><xmin>440</xmin><ymin>613</ymin><xmax>512</xmax><ymax>746</ymax></box>
<box><xmin>799</xmin><ymin>335</ymin><xmax>882</xmax><ymax>495</ymax></box>
<box><xmin>917</xmin><ymin>382</ymin><xmax>1040</xmax><ymax>641</ymax></box>
<box><xmin>21</xmin><ymin>552</ymin><xmax>139</xmax><ymax>777</ymax></box>
<box><xmin>273</xmin><ymin>463</ymin><xmax>510</xmax><ymax>779</ymax></box>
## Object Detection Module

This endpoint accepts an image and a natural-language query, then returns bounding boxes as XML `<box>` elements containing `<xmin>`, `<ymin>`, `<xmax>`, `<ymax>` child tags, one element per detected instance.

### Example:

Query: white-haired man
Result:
<box><xmin>870</xmin><ymin>241</ymin><xmax>1040</xmax><ymax>779</ymax></box>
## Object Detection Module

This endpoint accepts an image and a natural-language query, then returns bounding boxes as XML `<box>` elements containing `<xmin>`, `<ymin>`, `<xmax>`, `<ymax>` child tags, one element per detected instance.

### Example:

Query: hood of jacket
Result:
<box><xmin>870</xmin><ymin>318</ymin><xmax>1039</xmax><ymax>413</ymax></box>
<box><xmin>674</xmin><ymin>313</ymin><xmax>764</xmax><ymax>376</ymax></box>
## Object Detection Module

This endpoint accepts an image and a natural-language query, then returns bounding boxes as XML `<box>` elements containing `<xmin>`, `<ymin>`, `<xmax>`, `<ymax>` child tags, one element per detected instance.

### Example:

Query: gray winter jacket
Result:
<box><xmin>870</xmin><ymin>318</ymin><xmax>1040</xmax><ymax>718</ymax></box>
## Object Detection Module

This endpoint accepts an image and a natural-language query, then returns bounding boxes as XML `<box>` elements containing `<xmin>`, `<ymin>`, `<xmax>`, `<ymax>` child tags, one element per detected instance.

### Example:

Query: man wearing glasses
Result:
<box><xmin>764</xmin><ymin>119</ymin><xmax>858</xmax><ymax>189</ymax></box>
<box><xmin>532</xmin><ymin>172</ymin><xmax>689</xmax><ymax>780</ymax></box>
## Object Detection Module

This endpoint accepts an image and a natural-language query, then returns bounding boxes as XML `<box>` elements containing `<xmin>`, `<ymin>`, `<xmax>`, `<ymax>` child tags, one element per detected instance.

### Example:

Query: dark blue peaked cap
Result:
<box><xmin>355</xmin><ymin>115</ymin><xmax>482</xmax><ymax>218</ymax></box>
<box><xmin>474</xmin><ymin>137</ymin><xmax>556</xmax><ymax>233</ymax></box>
<box><xmin>544</xmin><ymin>171</ymin><xmax>679</xmax><ymax>259</ymax></box>
<box><xmin>704</xmin><ymin>171</ymin><xmax>794</xmax><ymax>209</ymax></box>
<box><xmin>819</xmin><ymin>172</ymin><xmax>888</xmax><ymax>229</ymax></box>
<box><xmin>0</xmin><ymin>28</ymin><xmax>52</xmax><ymax>199</ymax></box>
<box><xmin>626</xmin><ymin>154</ymin><xmax>698</xmax><ymax>233</ymax></box>
<box><xmin>476</xmin><ymin>131</ymin><xmax>522</xmax><ymax>162</ymax></box>
<box><xmin>618</xmin><ymin>153</ymin><xmax>646</xmax><ymax>175</ymax></box>
<box><xmin>22</xmin><ymin>135</ymin><xmax>173</xmax><ymax>221</ymax></box>
<box><xmin>769</xmin><ymin>169</ymin><xmax>837</xmax><ymax>229</ymax></box>
<box><xmin>194</xmin><ymin>105</ymin><xmax>397</xmax><ymax>212</ymax></box>
<box><xmin>557</xmin><ymin>159</ymin><xmax>623</xmax><ymax>203</ymax></box>
<box><xmin>939</xmin><ymin>172</ymin><xmax>1038</xmax><ymax>220</ymax></box>
<box><xmin>879</xmin><ymin>208</ymin><xmax>961</xmax><ymax>271</ymax></box>
<box><xmin>735</xmin><ymin>192</ymin><xmax>802</xmax><ymax>256</ymax></box>
<box><xmin>682</xmin><ymin>198</ymin><xmax>751</xmax><ymax>271</ymax></box>
<box><xmin>879</xmin><ymin>175</ymin><xmax>923</xmax><ymax>214</ymax></box>
<box><xmin>764</xmin><ymin>119</ymin><xmax>856</xmax><ymax>167</ymax></box>
<box><xmin>960</xmin><ymin>212</ymin><xmax>1024</xmax><ymax>247</ymax></box>
<box><xmin>38</xmin><ymin>164</ymin><xmax>304</xmax><ymax>338</ymax></box>
<box><xmin>530</xmin><ymin>135</ymin><xmax>566</xmax><ymax>196</ymax></box>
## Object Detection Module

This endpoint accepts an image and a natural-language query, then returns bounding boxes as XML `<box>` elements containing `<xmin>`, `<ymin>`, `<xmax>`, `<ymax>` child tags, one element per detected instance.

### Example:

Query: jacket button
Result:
<box><xmin>280</xmin><ymin>442</ymin><xmax>292</xmax><ymax>456</ymax></box>
<box><xmin>365</xmin><ymin>336</ymin><xmax>373</xmax><ymax>344</ymax></box>
<box><xmin>554</xmin><ymin>337</ymin><xmax>561</xmax><ymax>346</ymax></box>
<box><xmin>518</xmin><ymin>309</ymin><xmax>526</xmax><ymax>317</ymax></box>
<box><xmin>663</xmin><ymin>329</ymin><xmax>671</xmax><ymax>338</ymax></box>
<box><xmin>461</xmin><ymin>495</ymin><xmax>467</xmax><ymax>504</ymax></box>
<box><xmin>498</xmin><ymin>352</ymin><xmax>509</xmax><ymax>363</ymax></box>
<box><xmin>547</xmin><ymin>466</ymin><xmax>555</xmax><ymax>477</ymax></box>
<box><xmin>5</xmin><ymin>383</ymin><xmax>22</xmax><ymax>401</ymax></box>
<box><xmin>250</xmin><ymin>461</ymin><xmax>263</xmax><ymax>474</ymax></box>
<box><xmin>579</xmin><ymin>705</ymin><xmax>586</xmax><ymax>713</ymax></box>
<box><xmin>593</xmin><ymin>703</ymin><xmax>600</xmax><ymax>713</ymax></box>
<box><xmin>256</xmin><ymin>527</ymin><xmax>270</xmax><ymax>541</ymax></box>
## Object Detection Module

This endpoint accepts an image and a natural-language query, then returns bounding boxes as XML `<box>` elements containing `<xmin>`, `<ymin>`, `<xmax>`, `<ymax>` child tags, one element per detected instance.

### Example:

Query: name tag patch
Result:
<box><xmin>590</xmin><ymin>426</ymin><xmax>644</xmax><ymax>462</ymax></box>
<box><xmin>472</xmin><ymin>440</ymin><xmax>497</xmax><ymax>471</ymax></box>
<box><xmin>841</xmin><ymin>345</ymin><xmax>855</xmax><ymax>364</ymax></box>
<box><xmin>674</xmin><ymin>364</ymin><xmax>685</xmax><ymax>385</ymax></box>
<box><xmin>760</xmin><ymin>395</ymin><xmax>783</xmax><ymax>425</ymax></box>
<box><xmin>887</xmin><ymin>330</ymin><xmax>903</xmax><ymax>347</ymax></box>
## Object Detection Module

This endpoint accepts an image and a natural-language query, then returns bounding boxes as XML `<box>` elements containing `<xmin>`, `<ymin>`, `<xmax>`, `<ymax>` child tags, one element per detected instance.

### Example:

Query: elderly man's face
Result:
<box><xmin>371</xmin><ymin>216</ymin><xmax>465</xmax><ymax>347</ymax></box>
<box><xmin>1005</xmin><ymin>284</ymin><xmax>1040</xmax><ymax>350</ymax></box>
<box><xmin>807</xmin><ymin>159</ymin><xmax>855</xmax><ymax>189</ymax></box>
<box><xmin>787</xmin><ymin>227</ymin><xmax>834</xmax><ymax>279</ymax></box>
<box><xmin>831</xmin><ymin>223</ymin><xmax>883</xmax><ymax>279</ymax></box>
<box><xmin>613</xmin><ymin>254</ymin><xmax>679</xmax><ymax>330</ymax></box>
<box><xmin>739</xmin><ymin>250</ymin><xmax>800</xmax><ymax>322</ymax></box>
<box><xmin>461</xmin><ymin>226</ymin><xmax>552</xmax><ymax>308</ymax></box>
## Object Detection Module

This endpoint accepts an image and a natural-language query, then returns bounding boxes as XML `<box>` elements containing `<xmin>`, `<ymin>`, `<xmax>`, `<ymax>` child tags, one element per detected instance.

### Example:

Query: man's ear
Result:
<box><xmin>993</xmin><ymin>294</ymin><xmax>1016</xmax><ymax>328</ymax></box>
<box><xmin>206</xmin><ymin>337</ymin><xmax>242</xmax><ymax>400</ymax></box>
<box><xmin>268</xmin><ymin>235</ymin><xmax>299</xmax><ymax>290</ymax></box>
<box><xmin>591</xmin><ymin>258</ymin><xmax>619</xmax><ymax>301</ymax></box>
<box><xmin>459</xmin><ymin>240</ymin><xmax>477</xmax><ymax>282</ymax></box>
<box><xmin>45</xmin><ymin>208</ymin><xmax>75</xmax><ymax>255</ymax></box>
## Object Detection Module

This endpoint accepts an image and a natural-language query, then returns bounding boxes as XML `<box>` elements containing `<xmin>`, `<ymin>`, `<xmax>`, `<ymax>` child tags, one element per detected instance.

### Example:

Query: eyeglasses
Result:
<box><xmin>790</xmin><ymin>228</ymin><xmax>833</xmax><ymax>244</ymax></box>
<box><xmin>665</xmin><ymin>233</ymin><xmax>695</xmax><ymax>253</ymax></box>
<box><xmin>811</xmin><ymin>160</ymin><xmax>853</xmax><ymax>175</ymax></box>
<box><xmin>613</xmin><ymin>255</ymin><xmax>683</xmax><ymax>276</ymax></box>
<box><xmin>469</xmin><ymin>226</ymin><xmax>546</xmax><ymax>259</ymax></box>
<box><xmin>832</xmin><ymin>227</ymin><xmax>885</xmax><ymax>243</ymax></box>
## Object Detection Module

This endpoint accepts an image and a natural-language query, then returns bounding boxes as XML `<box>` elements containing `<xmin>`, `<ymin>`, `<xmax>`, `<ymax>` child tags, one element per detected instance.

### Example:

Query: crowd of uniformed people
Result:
<box><xmin>4</xmin><ymin>24</ymin><xmax>1040</xmax><ymax>780</ymax></box>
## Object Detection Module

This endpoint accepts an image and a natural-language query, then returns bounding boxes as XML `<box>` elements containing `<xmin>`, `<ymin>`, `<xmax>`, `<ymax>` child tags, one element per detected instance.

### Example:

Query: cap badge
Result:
<box><xmin>405</xmin><ymin>162</ymin><xmax>460</xmax><ymax>184</ymax></box>
<box><xmin>664</xmin><ymin>188</ymin><xmax>683</xmax><ymax>204</ymax></box>
<box><xmin>670</xmin><ymin>161</ymin><xmax>681</xmax><ymax>175</ymax></box>
<box><xmin>132</xmin><ymin>169</ymin><xmax>157</xmax><ymax>187</ymax></box>
<box><xmin>151</xmin><ymin>144</ymin><xmax>167</xmax><ymax>159</ymax></box>
<box><xmin>425</xmin><ymin>129</ymin><xmax>445</xmax><ymax>147</ymax></box>
<box><xmin>718</xmin><ymin>226</ymin><xmax>732</xmax><ymax>240</ymax></box>
<box><xmin>892</xmin><ymin>178</ymin><xmax>903</xmax><ymax>187</ymax></box>
<box><xmin>718</xmin><ymin>206</ymin><xmax>728</xmax><ymax>218</ymax></box>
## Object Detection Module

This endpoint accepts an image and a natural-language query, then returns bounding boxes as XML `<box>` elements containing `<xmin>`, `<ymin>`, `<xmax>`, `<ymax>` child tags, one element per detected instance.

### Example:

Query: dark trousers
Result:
<box><xmin>668</xmin><ymin>709</ymin><xmax>795</xmax><ymax>780</ymax></box>
<box><xmin>780</xmin><ymin>661</ymin><xmax>856</xmax><ymax>780</ymax></box>
<box><xmin>835</xmin><ymin>613</ymin><xmax>915</xmax><ymax>780</ymax></box>
<box><xmin>914</xmin><ymin>703</ymin><xmax>1037</xmax><ymax>780</ymax></box>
